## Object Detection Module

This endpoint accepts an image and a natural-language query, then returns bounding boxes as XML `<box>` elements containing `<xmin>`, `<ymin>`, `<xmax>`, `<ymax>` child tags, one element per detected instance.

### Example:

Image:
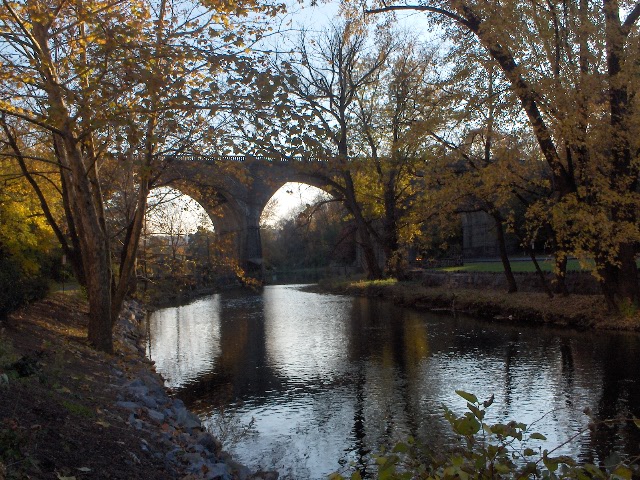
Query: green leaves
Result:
<box><xmin>452</xmin><ymin>414</ymin><xmax>482</xmax><ymax>436</ymax></box>
<box><xmin>455</xmin><ymin>390</ymin><xmax>478</xmax><ymax>404</ymax></box>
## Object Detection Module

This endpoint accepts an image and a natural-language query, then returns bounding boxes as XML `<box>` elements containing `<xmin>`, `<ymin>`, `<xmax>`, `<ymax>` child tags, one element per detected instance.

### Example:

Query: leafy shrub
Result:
<box><xmin>0</xmin><ymin>248</ymin><xmax>49</xmax><ymax>319</ymax></box>
<box><xmin>331</xmin><ymin>391</ymin><xmax>639</xmax><ymax>480</ymax></box>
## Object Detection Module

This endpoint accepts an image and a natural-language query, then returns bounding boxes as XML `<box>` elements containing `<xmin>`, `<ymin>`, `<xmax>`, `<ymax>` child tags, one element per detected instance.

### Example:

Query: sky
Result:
<box><xmin>146</xmin><ymin>183</ymin><xmax>329</xmax><ymax>234</ymax></box>
<box><xmin>261</xmin><ymin>182</ymin><xmax>330</xmax><ymax>227</ymax></box>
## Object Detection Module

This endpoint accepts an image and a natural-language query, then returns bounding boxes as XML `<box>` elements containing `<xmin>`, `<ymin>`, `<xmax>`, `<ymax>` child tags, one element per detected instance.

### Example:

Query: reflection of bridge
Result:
<box><xmin>158</xmin><ymin>155</ymin><xmax>340</xmax><ymax>276</ymax></box>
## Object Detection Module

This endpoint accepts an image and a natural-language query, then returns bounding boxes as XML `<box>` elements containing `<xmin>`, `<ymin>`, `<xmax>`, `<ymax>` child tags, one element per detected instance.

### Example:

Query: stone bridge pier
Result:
<box><xmin>159</xmin><ymin>156</ymin><xmax>334</xmax><ymax>280</ymax></box>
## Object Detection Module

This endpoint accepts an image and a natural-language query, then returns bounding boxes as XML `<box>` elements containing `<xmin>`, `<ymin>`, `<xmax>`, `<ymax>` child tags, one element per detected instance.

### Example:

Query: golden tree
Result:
<box><xmin>0</xmin><ymin>0</ymin><xmax>283</xmax><ymax>351</ymax></box>
<box><xmin>367</xmin><ymin>0</ymin><xmax>640</xmax><ymax>310</ymax></box>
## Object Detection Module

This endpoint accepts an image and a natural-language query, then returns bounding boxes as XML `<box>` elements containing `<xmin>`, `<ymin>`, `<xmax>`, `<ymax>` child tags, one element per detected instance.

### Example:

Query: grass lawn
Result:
<box><xmin>439</xmin><ymin>258</ymin><xmax>593</xmax><ymax>273</ymax></box>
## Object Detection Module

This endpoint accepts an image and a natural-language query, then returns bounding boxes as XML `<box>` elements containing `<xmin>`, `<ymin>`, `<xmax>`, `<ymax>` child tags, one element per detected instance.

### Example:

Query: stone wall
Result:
<box><xmin>421</xmin><ymin>271</ymin><xmax>603</xmax><ymax>295</ymax></box>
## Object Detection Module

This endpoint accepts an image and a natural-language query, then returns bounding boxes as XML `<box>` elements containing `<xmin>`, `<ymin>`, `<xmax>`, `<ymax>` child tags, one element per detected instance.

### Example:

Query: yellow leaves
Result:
<box><xmin>0</xmin><ymin>156</ymin><xmax>58</xmax><ymax>274</ymax></box>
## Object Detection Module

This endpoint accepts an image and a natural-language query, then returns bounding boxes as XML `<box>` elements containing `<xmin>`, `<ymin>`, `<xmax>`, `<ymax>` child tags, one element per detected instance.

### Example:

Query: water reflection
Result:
<box><xmin>148</xmin><ymin>285</ymin><xmax>640</xmax><ymax>479</ymax></box>
<box><xmin>147</xmin><ymin>295</ymin><xmax>222</xmax><ymax>389</ymax></box>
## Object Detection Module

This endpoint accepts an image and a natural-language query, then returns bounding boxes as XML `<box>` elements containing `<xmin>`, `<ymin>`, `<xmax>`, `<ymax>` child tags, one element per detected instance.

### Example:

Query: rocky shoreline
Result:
<box><xmin>0</xmin><ymin>293</ymin><xmax>277</xmax><ymax>479</ymax></box>
<box><xmin>112</xmin><ymin>300</ymin><xmax>277</xmax><ymax>480</ymax></box>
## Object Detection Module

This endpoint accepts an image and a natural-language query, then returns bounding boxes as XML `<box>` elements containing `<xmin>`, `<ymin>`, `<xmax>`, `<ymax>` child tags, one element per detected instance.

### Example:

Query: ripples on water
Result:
<box><xmin>147</xmin><ymin>285</ymin><xmax>640</xmax><ymax>479</ymax></box>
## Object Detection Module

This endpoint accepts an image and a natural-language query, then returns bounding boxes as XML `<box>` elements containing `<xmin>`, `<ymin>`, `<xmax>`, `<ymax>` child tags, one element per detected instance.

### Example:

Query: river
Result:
<box><xmin>146</xmin><ymin>285</ymin><xmax>640</xmax><ymax>479</ymax></box>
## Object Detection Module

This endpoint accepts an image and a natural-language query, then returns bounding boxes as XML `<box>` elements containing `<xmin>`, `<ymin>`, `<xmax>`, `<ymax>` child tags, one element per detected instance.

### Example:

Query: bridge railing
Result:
<box><xmin>164</xmin><ymin>154</ymin><xmax>332</xmax><ymax>163</ymax></box>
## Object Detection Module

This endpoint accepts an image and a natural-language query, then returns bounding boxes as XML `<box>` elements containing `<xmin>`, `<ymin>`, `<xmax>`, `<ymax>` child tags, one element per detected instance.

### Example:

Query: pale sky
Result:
<box><xmin>261</xmin><ymin>182</ymin><xmax>330</xmax><ymax>227</ymax></box>
<box><xmin>146</xmin><ymin>183</ymin><xmax>329</xmax><ymax>234</ymax></box>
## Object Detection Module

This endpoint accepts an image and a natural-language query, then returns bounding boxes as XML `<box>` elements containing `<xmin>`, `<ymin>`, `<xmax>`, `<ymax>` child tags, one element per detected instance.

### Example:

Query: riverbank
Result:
<box><xmin>309</xmin><ymin>279</ymin><xmax>640</xmax><ymax>331</ymax></box>
<box><xmin>0</xmin><ymin>292</ymin><xmax>276</xmax><ymax>479</ymax></box>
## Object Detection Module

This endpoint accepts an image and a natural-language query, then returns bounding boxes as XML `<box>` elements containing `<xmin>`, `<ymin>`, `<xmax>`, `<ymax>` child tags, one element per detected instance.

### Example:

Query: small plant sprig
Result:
<box><xmin>330</xmin><ymin>390</ymin><xmax>640</xmax><ymax>480</ymax></box>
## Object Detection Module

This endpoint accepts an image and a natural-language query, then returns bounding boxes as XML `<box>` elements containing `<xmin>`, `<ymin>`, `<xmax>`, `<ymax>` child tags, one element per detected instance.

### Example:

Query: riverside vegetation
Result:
<box><xmin>311</xmin><ymin>278</ymin><xmax>640</xmax><ymax>331</ymax></box>
<box><xmin>330</xmin><ymin>391</ymin><xmax>640</xmax><ymax>480</ymax></box>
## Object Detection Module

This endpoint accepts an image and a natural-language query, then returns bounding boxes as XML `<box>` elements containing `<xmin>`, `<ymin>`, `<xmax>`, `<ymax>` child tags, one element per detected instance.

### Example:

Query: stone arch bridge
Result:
<box><xmin>157</xmin><ymin>155</ymin><xmax>340</xmax><ymax>276</ymax></box>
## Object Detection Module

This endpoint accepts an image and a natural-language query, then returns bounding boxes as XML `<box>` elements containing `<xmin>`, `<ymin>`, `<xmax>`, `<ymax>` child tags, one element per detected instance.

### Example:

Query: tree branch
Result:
<box><xmin>366</xmin><ymin>4</ymin><xmax>471</xmax><ymax>28</ymax></box>
<box><xmin>622</xmin><ymin>2</ymin><xmax>640</xmax><ymax>35</ymax></box>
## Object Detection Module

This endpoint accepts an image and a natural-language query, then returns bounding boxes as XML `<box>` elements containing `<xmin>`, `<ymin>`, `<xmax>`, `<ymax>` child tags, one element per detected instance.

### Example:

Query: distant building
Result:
<box><xmin>460</xmin><ymin>212</ymin><xmax>519</xmax><ymax>259</ymax></box>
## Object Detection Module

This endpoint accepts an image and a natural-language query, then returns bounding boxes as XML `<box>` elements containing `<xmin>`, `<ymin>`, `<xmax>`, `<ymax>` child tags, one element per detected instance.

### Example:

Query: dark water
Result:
<box><xmin>147</xmin><ymin>285</ymin><xmax>640</xmax><ymax>479</ymax></box>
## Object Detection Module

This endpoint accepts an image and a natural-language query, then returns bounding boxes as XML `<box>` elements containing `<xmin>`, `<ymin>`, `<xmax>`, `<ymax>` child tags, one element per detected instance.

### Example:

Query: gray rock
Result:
<box><xmin>183</xmin><ymin>451</ymin><xmax>204</xmax><ymax>466</ymax></box>
<box><xmin>175</xmin><ymin>407</ymin><xmax>202</xmax><ymax>430</ymax></box>
<box><xmin>166</xmin><ymin>448</ymin><xmax>185</xmax><ymax>463</ymax></box>
<box><xmin>125</xmin><ymin>378</ymin><xmax>146</xmax><ymax>389</ymax></box>
<box><xmin>251</xmin><ymin>471</ymin><xmax>279</xmax><ymax>480</ymax></box>
<box><xmin>128</xmin><ymin>385</ymin><xmax>149</xmax><ymax>397</ymax></box>
<box><xmin>147</xmin><ymin>409</ymin><xmax>165</xmax><ymax>424</ymax></box>
<box><xmin>140</xmin><ymin>395</ymin><xmax>159</xmax><ymax>409</ymax></box>
<box><xmin>190</xmin><ymin>444</ymin><xmax>205</xmax><ymax>454</ymax></box>
<box><xmin>117</xmin><ymin>401</ymin><xmax>141</xmax><ymax>411</ymax></box>
<box><xmin>197</xmin><ymin>433</ymin><xmax>221</xmax><ymax>454</ymax></box>
<box><xmin>205</xmin><ymin>462</ymin><xmax>232</xmax><ymax>480</ymax></box>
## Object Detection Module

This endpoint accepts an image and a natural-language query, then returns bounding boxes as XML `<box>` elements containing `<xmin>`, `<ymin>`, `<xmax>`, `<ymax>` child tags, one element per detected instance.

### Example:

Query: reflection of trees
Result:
<box><xmin>150</xmin><ymin>288</ymin><xmax>640</xmax><ymax>470</ymax></box>
<box><xmin>175</xmin><ymin>291</ymin><xmax>284</xmax><ymax>410</ymax></box>
<box><xmin>347</xmin><ymin>298</ymin><xmax>432</xmax><ymax>456</ymax></box>
<box><xmin>589</xmin><ymin>336</ymin><xmax>640</xmax><ymax>463</ymax></box>
<box><xmin>351</xmin><ymin>369</ymin><xmax>370</xmax><ymax>478</ymax></box>
<box><xmin>147</xmin><ymin>297</ymin><xmax>222</xmax><ymax>390</ymax></box>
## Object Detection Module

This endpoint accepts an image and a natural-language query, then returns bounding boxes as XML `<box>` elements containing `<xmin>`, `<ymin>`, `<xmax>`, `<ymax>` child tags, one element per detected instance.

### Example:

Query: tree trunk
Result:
<box><xmin>554</xmin><ymin>255</ymin><xmax>569</xmax><ymax>296</ymax></box>
<box><xmin>600</xmin><ymin>0</ymin><xmax>639</xmax><ymax>310</ymax></box>
<box><xmin>528</xmin><ymin>248</ymin><xmax>554</xmax><ymax>299</ymax></box>
<box><xmin>600</xmin><ymin>244</ymin><xmax>639</xmax><ymax>311</ymax></box>
<box><xmin>342</xmin><ymin>171</ymin><xmax>383</xmax><ymax>279</ymax></box>
<box><xmin>62</xmin><ymin>137</ymin><xmax>114</xmax><ymax>353</ymax></box>
<box><xmin>492</xmin><ymin>213</ymin><xmax>517</xmax><ymax>293</ymax></box>
<box><xmin>382</xmin><ymin>184</ymin><xmax>402</xmax><ymax>278</ymax></box>
<box><xmin>32</xmin><ymin>21</ymin><xmax>115</xmax><ymax>352</ymax></box>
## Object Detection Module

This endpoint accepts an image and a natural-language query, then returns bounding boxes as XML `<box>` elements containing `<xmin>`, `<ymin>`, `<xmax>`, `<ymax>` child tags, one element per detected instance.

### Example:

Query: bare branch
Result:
<box><xmin>366</xmin><ymin>4</ymin><xmax>470</xmax><ymax>28</ymax></box>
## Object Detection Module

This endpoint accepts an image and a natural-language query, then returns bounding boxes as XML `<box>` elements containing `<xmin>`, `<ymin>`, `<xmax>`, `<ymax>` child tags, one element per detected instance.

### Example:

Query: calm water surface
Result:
<box><xmin>147</xmin><ymin>285</ymin><xmax>640</xmax><ymax>479</ymax></box>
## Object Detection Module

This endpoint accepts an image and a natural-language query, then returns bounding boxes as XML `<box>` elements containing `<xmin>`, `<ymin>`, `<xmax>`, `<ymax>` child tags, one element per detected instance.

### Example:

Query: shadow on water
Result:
<box><xmin>147</xmin><ymin>285</ymin><xmax>640</xmax><ymax>479</ymax></box>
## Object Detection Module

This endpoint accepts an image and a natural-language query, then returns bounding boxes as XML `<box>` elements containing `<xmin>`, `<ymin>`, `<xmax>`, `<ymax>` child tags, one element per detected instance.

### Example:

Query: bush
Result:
<box><xmin>0</xmin><ymin>249</ymin><xmax>49</xmax><ymax>319</ymax></box>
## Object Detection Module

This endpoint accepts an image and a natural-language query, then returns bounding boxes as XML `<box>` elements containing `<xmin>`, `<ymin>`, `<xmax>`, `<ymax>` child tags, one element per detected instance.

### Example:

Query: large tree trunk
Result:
<box><xmin>33</xmin><ymin>20</ymin><xmax>115</xmax><ymax>352</ymax></box>
<box><xmin>60</xmin><ymin>135</ymin><xmax>114</xmax><ymax>352</ymax></box>
<box><xmin>600</xmin><ymin>245</ymin><xmax>639</xmax><ymax>311</ymax></box>
<box><xmin>341</xmin><ymin>170</ymin><xmax>383</xmax><ymax>279</ymax></box>
<box><xmin>382</xmin><ymin>182</ymin><xmax>402</xmax><ymax>278</ymax></box>
<box><xmin>601</xmin><ymin>0</ymin><xmax>640</xmax><ymax>309</ymax></box>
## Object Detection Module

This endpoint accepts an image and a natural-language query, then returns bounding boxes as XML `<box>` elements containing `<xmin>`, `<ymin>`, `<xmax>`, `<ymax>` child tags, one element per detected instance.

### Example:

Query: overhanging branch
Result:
<box><xmin>365</xmin><ymin>4</ymin><xmax>470</xmax><ymax>28</ymax></box>
<box><xmin>622</xmin><ymin>2</ymin><xmax>640</xmax><ymax>35</ymax></box>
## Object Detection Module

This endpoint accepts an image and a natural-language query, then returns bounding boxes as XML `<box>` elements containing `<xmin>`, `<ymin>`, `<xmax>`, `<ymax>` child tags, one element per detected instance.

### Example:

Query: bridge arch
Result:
<box><xmin>156</xmin><ymin>156</ymin><xmax>338</xmax><ymax>278</ymax></box>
